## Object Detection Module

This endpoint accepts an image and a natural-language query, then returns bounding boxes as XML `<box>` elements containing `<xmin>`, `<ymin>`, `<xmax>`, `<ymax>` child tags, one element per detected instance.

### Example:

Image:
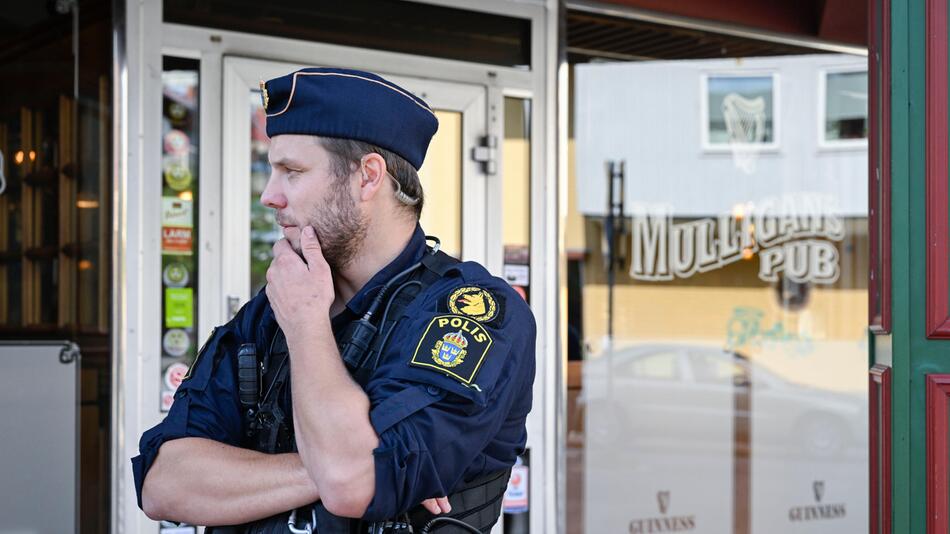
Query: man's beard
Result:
<box><xmin>301</xmin><ymin>178</ymin><xmax>368</xmax><ymax>272</ymax></box>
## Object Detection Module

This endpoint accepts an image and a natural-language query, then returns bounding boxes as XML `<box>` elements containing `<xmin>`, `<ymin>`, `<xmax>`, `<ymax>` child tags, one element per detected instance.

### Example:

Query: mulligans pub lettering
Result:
<box><xmin>630</xmin><ymin>193</ymin><xmax>845</xmax><ymax>284</ymax></box>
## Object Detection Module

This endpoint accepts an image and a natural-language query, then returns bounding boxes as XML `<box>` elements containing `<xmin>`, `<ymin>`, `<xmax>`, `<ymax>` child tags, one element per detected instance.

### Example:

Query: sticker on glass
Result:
<box><xmin>165</xmin><ymin>288</ymin><xmax>194</xmax><ymax>328</ymax></box>
<box><xmin>162</xmin><ymin>197</ymin><xmax>194</xmax><ymax>228</ymax></box>
<box><xmin>164</xmin><ymin>362</ymin><xmax>190</xmax><ymax>391</ymax></box>
<box><xmin>162</xmin><ymin>328</ymin><xmax>191</xmax><ymax>357</ymax></box>
<box><xmin>162</xmin><ymin>262</ymin><xmax>190</xmax><ymax>288</ymax></box>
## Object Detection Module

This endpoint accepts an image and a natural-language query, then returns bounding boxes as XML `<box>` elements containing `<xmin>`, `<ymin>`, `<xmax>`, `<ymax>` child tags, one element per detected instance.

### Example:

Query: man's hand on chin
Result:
<box><xmin>265</xmin><ymin>225</ymin><xmax>334</xmax><ymax>340</ymax></box>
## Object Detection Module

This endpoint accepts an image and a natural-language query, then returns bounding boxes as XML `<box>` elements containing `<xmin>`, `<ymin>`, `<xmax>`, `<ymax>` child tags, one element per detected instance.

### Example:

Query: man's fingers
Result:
<box><xmin>300</xmin><ymin>226</ymin><xmax>325</xmax><ymax>267</ymax></box>
<box><xmin>422</xmin><ymin>498</ymin><xmax>441</xmax><ymax>515</ymax></box>
<box><xmin>272</xmin><ymin>237</ymin><xmax>294</xmax><ymax>257</ymax></box>
<box><xmin>436</xmin><ymin>496</ymin><xmax>451</xmax><ymax>513</ymax></box>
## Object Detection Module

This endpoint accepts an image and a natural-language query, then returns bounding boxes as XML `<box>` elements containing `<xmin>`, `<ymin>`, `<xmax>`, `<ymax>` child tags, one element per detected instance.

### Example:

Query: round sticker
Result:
<box><xmin>169</xmin><ymin>102</ymin><xmax>187</xmax><ymax>122</ymax></box>
<box><xmin>162</xmin><ymin>328</ymin><xmax>191</xmax><ymax>357</ymax></box>
<box><xmin>447</xmin><ymin>286</ymin><xmax>498</xmax><ymax>322</ymax></box>
<box><xmin>164</xmin><ymin>162</ymin><xmax>193</xmax><ymax>191</ymax></box>
<box><xmin>164</xmin><ymin>362</ymin><xmax>190</xmax><ymax>390</ymax></box>
<box><xmin>162</xmin><ymin>262</ymin><xmax>190</xmax><ymax>288</ymax></box>
<box><xmin>164</xmin><ymin>129</ymin><xmax>190</xmax><ymax>156</ymax></box>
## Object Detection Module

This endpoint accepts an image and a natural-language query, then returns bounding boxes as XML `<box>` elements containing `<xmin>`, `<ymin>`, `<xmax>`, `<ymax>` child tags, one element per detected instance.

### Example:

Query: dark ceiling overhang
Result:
<box><xmin>587</xmin><ymin>0</ymin><xmax>867</xmax><ymax>47</ymax></box>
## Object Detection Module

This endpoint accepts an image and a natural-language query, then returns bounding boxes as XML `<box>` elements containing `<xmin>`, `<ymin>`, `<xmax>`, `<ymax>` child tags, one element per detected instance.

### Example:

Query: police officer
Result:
<box><xmin>132</xmin><ymin>68</ymin><xmax>536</xmax><ymax>533</ymax></box>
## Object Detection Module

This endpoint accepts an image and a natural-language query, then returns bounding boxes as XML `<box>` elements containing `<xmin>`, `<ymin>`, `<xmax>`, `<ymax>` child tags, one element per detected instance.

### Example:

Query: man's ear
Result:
<box><xmin>358</xmin><ymin>153</ymin><xmax>387</xmax><ymax>202</ymax></box>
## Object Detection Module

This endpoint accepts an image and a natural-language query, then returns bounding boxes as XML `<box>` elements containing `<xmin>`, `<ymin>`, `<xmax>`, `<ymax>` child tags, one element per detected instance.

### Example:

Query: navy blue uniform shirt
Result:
<box><xmin>132</xmin><ymin>226</ymin><xmax>536</xmax><ymax>521</ymax></box>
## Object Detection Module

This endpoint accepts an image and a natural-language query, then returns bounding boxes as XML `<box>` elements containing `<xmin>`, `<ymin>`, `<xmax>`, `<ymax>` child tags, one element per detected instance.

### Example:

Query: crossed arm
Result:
<box><xmin>141</xmin><ymin>438</ymin><xmax>320</xmax><ymax>525</ymax></box>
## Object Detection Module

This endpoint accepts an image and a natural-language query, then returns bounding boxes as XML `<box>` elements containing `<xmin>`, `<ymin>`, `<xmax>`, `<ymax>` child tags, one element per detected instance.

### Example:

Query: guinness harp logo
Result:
<box><xmin>657</xmin><ymin>491</ymin><xmax>671</xmax><ymax>515</ymax></box>
<box><xmin>813</xmin><ymin>481</ymin><xmax>825</xmax><ymax>503</ymax></box>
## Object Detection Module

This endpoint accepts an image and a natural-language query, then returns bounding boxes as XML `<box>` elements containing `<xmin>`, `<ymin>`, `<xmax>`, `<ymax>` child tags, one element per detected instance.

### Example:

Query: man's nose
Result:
<box><xmin>260</xmin><ymin>174</ymin><xmax>286</xmax><ymax>209</ymax></box>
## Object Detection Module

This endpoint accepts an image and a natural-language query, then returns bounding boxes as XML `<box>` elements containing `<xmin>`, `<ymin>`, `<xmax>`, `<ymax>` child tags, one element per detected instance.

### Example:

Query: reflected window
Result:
<box><xmin>823</xmin><ymin>69</ymin><xmax>868</xmax><ymax>143</ymax></box>
<box><xmin>622</xmin><ymin>350</ymin><xmax>681</xmax><ymax>380</ymax></box>
<box><xmin>705</xmin><ymin>74</ymin><xmax>776</xmax><ymax>147</ymax></box>
<box><xmin>689</xmin><ymin>351</ymin><xmax>747</xmax><ymax>385</ymax></box>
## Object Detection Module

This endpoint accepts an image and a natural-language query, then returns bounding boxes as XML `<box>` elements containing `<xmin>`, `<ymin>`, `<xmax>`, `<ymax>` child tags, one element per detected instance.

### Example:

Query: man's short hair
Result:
<box><xmin>316</xmin><ymin>136</ymin><xmax>424</xmax><ymax>219</ymax></box>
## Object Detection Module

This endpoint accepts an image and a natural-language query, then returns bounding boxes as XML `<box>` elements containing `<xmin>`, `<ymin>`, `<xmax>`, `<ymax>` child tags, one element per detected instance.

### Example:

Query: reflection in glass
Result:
<box><xmin>825</xmin><ymin>70</ymin><xmax>868</xmax><ymax>141</ymax></box>
<box><xmin>503</xmin><ymin>97</ymin><xmax>531</xmax><ymax>303</ymax></box>
<box><xmin>571</xmin><ymin>52</ymin><xmax>868</xmax><ymax>534</ymax></box>
<box><xmin>707</xmin><ymin>75</ymin><xmax>775</xmax><ymax>145</ymax></box>
<box><xmin>418</xmin><ymin>110</ymin><xmax>463</xmax><ymax>258</ymax></box>
<box><xmin>250</xmin><ymin>92</ymin><xmax>276</xmax><ymax>296</ymax></box>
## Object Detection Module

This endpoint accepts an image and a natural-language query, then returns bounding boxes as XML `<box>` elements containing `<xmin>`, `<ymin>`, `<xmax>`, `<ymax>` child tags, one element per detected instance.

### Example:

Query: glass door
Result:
<box><xmin>220</xmin><ymin>57</ymin><xmax>489</xmax><ymax>314</ymax></box>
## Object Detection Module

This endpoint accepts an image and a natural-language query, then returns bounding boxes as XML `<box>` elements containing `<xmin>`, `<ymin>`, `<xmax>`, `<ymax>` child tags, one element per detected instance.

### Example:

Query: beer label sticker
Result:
<box><xmin>162</xmin><ymin>262</ymin><xmax>190</xmax><ymax>288</ymax></box>
<box><xmin>162</xmin><ymin>328</ymin><xmax>191</xmax><ymax>357</ymax></box>
<box><xmin>162</xmin><ymin>197</ymin><xmax>194</xmax><ymax>228</ymax></box>
<box><xmin>164</xmin><ymin>362</ymin><xmax>190</xmax><ymax>391</ymax></box>
<box><xmin>165</xmin><ymin>288</ymin><xmax>194</xmax><ymax>328</ymax></box>
<box><xmin>162</xmin><ymin>227</ymin><xmax>193</xmax><ymax>255</ymax></box>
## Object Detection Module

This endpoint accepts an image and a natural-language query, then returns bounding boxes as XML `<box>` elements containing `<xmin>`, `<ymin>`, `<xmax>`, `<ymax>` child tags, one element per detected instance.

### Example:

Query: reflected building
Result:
<box><xmin>568</xmin><ymin>54</ymin><xmax>869</xmax><ymax>533</ymax></box>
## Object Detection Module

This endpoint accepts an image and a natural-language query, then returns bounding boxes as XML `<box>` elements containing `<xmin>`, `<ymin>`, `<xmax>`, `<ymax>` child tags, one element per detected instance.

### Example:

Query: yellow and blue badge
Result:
<box><xmin>447</xmin><ymin>286</ymin><xmax>498</xmax><ymax>323</ymax></box>
<box><xmin>411</xmin><ymin>315</ymin><xmax>493</xmax><ymax>384</ymax></box>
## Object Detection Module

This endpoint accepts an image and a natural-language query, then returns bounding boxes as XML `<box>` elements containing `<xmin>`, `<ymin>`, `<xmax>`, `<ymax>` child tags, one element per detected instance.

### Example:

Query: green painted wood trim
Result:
<box><xmin>887</xmin><ymin>0</ymin><xmax>911</xmax><ymax>531</ymax></box>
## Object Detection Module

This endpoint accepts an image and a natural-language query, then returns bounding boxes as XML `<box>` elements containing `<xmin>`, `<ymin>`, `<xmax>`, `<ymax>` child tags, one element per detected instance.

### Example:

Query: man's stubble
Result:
<box><xmin>300</xmin><ymin>175</ymin><xmax>368</xmax><ymax>273</ymax></box>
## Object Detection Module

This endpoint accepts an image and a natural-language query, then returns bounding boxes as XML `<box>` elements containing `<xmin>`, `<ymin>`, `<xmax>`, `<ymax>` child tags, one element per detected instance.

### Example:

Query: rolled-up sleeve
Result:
<box><xmin>130</xmin><ymin>325</ymin><xmax>244</xmax><ymax>508</ymax></box>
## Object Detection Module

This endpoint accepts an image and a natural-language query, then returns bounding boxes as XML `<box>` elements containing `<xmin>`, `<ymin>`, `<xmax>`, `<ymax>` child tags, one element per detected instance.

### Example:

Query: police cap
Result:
<box><xmin>260</xmin><ymin>67</ymin><xmax>439</xmax><ymax>170</ymax></box>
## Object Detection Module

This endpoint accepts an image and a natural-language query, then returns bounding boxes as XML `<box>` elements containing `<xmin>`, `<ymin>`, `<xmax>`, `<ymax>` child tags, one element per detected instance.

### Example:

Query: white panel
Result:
<box><xmin>0</xmin><ymin>343</ymin><xmax>77</xmax><ymax>534</ymax></box>
<box><xmin>750</xmin><ymin>343</ymin><xmax>868</xmax><ymax>533</ymax></box>
<box><xmin>583</xmin><ymin>346</ymin><xmax>733</xmax><ymax>533</ymax></box>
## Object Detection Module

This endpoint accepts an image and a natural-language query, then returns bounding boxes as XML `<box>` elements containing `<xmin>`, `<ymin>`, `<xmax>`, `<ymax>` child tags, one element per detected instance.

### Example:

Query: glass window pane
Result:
<box><xmin>418</xmin><ymin>110</ymin><xmax>463</xmax><ymax>259</ymax></box>
<box><xmin>161</xmin><ymin>57</ymin><xmax>200</xmax><ymax>413</ymax></box>
<box><xmin>707</xmin><ymin>75</ymin><xmax>775</xmax><ymax>145</ymax></box>
<box><xmin>571</xmin><ymin>50</ymin><xmax>868</xmax><ymax>534</ymax></box>
<box><xmin>250</xmin><ymin>91</ymin><xmax>276</xmax><ymax>296</ymax></box>
<box><xmin>503</xmin><ymin>97</ymin><xmax>531</xmax><ymax>302</ymax></box>
<box><xmin>825</xmin><ymin>70</ymin><xmax>868</xmax><ymax>141</ymax></box>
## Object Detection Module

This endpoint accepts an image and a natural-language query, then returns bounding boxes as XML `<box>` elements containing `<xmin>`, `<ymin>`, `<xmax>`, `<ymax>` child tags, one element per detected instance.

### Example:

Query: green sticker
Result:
<box><xmin>165</xmin><ymin>287</ymin><xmax>194</xmax><ymax>328</ymax></box>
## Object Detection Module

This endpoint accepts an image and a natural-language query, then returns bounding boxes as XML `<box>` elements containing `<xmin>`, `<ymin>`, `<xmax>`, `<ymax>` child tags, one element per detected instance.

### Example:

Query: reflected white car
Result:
<box><xmin>577</xmin><ymin>345</ymin><xmax>866</xmax><ymax>459</ymax></box>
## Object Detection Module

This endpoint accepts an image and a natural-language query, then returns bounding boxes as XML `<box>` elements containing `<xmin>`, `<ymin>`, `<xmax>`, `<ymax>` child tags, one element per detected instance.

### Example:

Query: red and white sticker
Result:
<box><xmin>162</xmin><ymin>227</ymin><xmax>193</xmax><ymax>255</ymax></box>
<box><xmin>163</xmin><ymin>129</ymin><xmax>190</xmax><ymax>156</ymax></box>
<box><xmin>164</xmin><ymin>362</ymin><xmax>190</xmax><ymax>391</ymax></box>
<box><xmin>503</xmin><ymin>464</ymin><xmax>529</xmax><ymax>513</ymax></box>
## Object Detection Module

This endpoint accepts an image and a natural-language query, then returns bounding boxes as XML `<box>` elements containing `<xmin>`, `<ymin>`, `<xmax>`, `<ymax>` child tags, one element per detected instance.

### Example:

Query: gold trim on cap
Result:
<box><xmin>266</xmin><ymin>71</ymin><xmax>436</xmax><ymax>118</ymax></box>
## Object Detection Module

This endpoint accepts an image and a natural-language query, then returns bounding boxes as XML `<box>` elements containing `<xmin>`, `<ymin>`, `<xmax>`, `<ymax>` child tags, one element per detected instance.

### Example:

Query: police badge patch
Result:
<box><xmin>447</xmin><ymin>286</ymin><xmax>499</xmax><ymax>323</ymax></box>
<box><xmin>411</xmin><ymin>315</ymin><xmax>493</xmax><ymax>384</ymax></box>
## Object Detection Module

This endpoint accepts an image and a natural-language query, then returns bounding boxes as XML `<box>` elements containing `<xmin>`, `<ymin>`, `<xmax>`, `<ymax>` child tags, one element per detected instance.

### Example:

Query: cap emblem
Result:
<box><xmin>259</xmin><ymin>79</ymin><xmax>269</xmax><ymax>110</ymax></box>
